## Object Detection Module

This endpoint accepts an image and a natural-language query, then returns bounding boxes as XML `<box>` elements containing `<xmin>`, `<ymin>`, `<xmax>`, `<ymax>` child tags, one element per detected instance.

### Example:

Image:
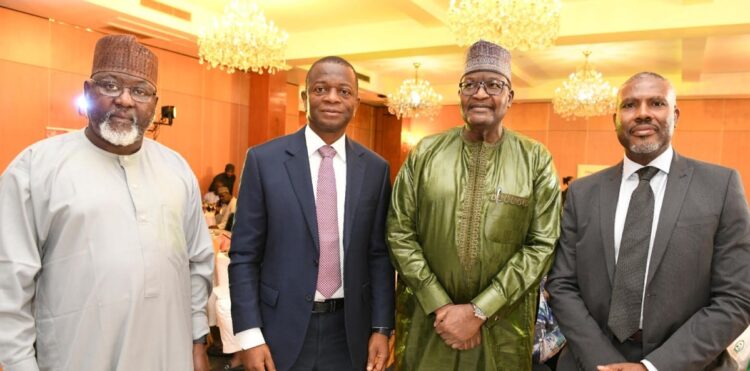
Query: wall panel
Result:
<box><xmin>49</xmin><ymin>70</ymin><xmax>87</xmax><ymax>129</ymax></box>
<box><xmin>721</xmin><ymin>131</ymin><xmax>750</xmax><ymax>187</ymax></box>
<box><xmin>507</xmin><ymin>102</ymin><xmax>550</xmax><ymax>132</ymax></box>
<box><xmin>0</xmin><ymin>60</ymin><xmax>49</xmax><ymax>169</ymax></box>
<box><xmin>0</xmin><ymin>9</ymin><xmax>50</xmax><ymax>67</ymax></box>
<box><xmin>677</xmin><ymin>100</ymin><xmax>725</xmax><ymax>132</ymax></box>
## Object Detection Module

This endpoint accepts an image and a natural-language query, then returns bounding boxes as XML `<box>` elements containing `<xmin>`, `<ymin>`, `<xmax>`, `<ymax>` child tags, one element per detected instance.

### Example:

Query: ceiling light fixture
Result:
<box><xmin>198</xmin><ymin>0</ymin><xmax>288</xmax><ymax>74</ymax></box>
<box><xmin>553</xmin><ymin>51</ymin><xmax>618</xmax><ymax>120</ymax></box>
<box><xmin>447</xmin><ymin>0</ymin><xmax>562</xmax><ymax>51</ymax></box>
<box><xmin>387</xmin><ymin>63</ymin><xmax>443</xmax><ymax>120</ymax></box>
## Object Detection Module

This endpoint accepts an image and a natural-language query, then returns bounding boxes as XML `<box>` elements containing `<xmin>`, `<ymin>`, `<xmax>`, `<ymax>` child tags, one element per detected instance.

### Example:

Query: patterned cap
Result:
<box><xmin>463</xmin><ymin>40</ymin><xmax>511</xmax><ymax>82</ymax></box>
<box><xmin>91</xmin><ymin>34</ymin><xmax>158</xmax><ymax>86</ymax></box>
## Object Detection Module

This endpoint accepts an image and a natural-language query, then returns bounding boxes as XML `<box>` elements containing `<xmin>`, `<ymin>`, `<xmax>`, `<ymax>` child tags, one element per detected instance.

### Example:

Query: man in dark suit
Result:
<box><xmin>547</xmin><ymin>72</ymin><xmax>750</xmax><ymax>371</ymax></box>
<box><xmin>228</xmin><ymin>56</ymin><xmax>394</xmax><ymax>371</ymax></box>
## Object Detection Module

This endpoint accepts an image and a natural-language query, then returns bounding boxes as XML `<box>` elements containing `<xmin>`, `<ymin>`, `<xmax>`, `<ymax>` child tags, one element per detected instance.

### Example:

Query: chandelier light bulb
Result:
<box><xmin>553</xmin><ymin>51</ymin><xmax>617</xmax><ymax>120</ymax></box>
<box><xmin>447</xmin><ymin>0</ymin><xmax>562</xmax><ymax>51</ymax></box>
<box><xmin>387</xmin><ymin>63</ymin><xmax>443</xmax><ymax>120</ymax></box>
<box><xmin>198</xmin><ymin>0</ymin><xmax>289</xmax><ymax>74</ymax></box>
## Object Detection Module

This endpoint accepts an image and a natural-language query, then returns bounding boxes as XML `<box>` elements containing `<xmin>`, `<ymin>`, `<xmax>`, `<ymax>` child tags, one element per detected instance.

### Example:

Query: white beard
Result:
<box><xmin>98</xmin><ymin>111</ymin><xmax>141</xmax><ymax>147</ymax></box>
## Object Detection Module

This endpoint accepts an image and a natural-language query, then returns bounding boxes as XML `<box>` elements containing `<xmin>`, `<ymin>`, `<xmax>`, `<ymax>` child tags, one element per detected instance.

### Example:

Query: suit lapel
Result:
<box><xmin>600</xmin><ymin>163</ymin><xmax>623</xmax><ymax>284</ymax></box>
<box><xmin>646</xmin><ymin>152</ymin><xmax>692</xmax><ymax>286</ymax></box>
<box><xmin>343</xmin><ymin>138</ymin><xmax>365</xmax><ymax>253</ymax></box>
<box><xmin>284</xmin><ymin>128</ymin><xmax>319</xmax><ymax>252</ymax></box>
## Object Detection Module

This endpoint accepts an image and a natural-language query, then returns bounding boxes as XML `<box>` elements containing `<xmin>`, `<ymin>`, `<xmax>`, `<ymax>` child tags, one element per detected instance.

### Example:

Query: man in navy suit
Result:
<box><xmin>229</xmin><ymin>56</ymin><xmax>394</xmax><ymax>371</ymax></box>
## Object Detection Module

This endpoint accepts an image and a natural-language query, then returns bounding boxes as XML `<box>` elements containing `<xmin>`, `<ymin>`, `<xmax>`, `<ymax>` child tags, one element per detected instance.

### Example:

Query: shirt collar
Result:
<box><xmin>304</xmin><ymin>125</ymin><xmax>347</xmax><ymax>162</ymax></box>
<box><xmin>622</xmin><ymin>145</ymin><xmax>673</xmax><ymax>180</ymax></box>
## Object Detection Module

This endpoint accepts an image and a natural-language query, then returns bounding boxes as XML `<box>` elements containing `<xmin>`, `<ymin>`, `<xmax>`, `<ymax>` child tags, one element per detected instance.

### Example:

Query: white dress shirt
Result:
<box><xmin>613</xmin><ymin>146</ymin><xmax>673</xmax><ymax>371</ymax></box>
<box><xmin>237</xmin><ymin>126</ymin><xmax>348</xmax><ymax>350</ymax></box>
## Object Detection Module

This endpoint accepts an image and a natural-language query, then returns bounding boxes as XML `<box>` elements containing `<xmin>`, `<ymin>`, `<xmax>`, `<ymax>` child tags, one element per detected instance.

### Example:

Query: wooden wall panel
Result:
<box><xmin>721</xmin><ymin>131</ymin><xmax>750</xmax><ymax>190</ymax></box>
<box><xmin>285</xmin><ymin>84</ymin><xmax>301</xmax><ymax>135</ymax></box>
<box><xmin>0</xmin><ymin>8</ymin><xmax>50</xmax><ymax>67</ymax></box>
<box><xmin>676</xmin><ymin>99</ymin><xmax>725</xmax><ymax>131</ymax></box>
<box><xmin>202</xmin><ymin>66</ymin><xmax>242</xmax><ymax>104</ymax></box>
<box><xmin>373</xmin><ymin>107</ymin><xmax>403</xmax><ymax>182</ymax></box>
<box><xmin>409</xmin><ymin>105</ymin><xmax>461</xmax><ymax>138</ymax></box>
<box><xmin>0</xmin><ymin>60</ymin><xmax>49</xmax><ymax>169</ymax></box>
<box><xmin>724</xmin><ymin>99</ymin><xmax>750</xmax><ymax>132</ymax></box>
<box><xmin>49</xmin><ymin>70</ymin><xmax>87</xmax><ymax>129</ymax></box>
<box><xmin>672</xmin><ymin>131</ymin><xmax>724</xmax><ymax>165</ymax></box>
<box><xmin>506</xmin><ymin>102</ymin><xmax>550</xmax><ymax>131</ymax></box>
<box><xmin>345</xmin><ymin>104</ymin><xmax>373</xmax><ymax>148</ymax></box>
<box><xmin>49</xmin><ymin>23</ymin><xmax>99</xmax><ymax>74</ymax></box>
<box><xmin>586</xmin><ymin>114</ymin><xmax>615</xmax><ymax>132</ymax></box>
<box><xmin>547</xmin><ymin>131</ymin><xmax>588</xmax><ymax>179</ymax></box>
<box><xmin>157</xmin><ymin>50</ymin><xmax>203</xmax><ymax>97</ymax></box>
<box><xmin>247</xmin><ymin>71</ymin><xmax>287</xmax><ymax>148</ymax></box>
<box><xmin>155</xmin><ymin>92</ymin><xmax>205</xmax><ymax>175</ymax></box>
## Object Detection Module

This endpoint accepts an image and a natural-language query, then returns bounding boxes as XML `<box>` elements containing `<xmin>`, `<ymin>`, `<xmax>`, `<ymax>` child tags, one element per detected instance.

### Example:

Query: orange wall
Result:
<box><xmin>406</xmin><ymin>101</ymin><xmax>750</xmax><ymax>196</ymax></box>
<box><xmin>0</xmin><ymin>7</ymin><xmax>250</xmax><ymax>194</ymax></box>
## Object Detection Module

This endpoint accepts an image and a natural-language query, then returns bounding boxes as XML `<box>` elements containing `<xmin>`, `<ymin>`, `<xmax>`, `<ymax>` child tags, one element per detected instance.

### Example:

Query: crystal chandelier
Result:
<box><xmin>198</xmin><ymin>0</ymin><xmax>288</xmax><ymax>74</ymax></box>
<box><xmin>553</xmin><ymin>51</ymin><xmax>618</xmax><ymax>120</ymax></box>
<box><xmin>447</xmin><ymin>0</ymin><xmax>562</xmax><ymax>51</ymax></box>
<box><xmin>387</xmin><ymin>63</ymin><xmax>443</xmax><ymax>120</ymax></box>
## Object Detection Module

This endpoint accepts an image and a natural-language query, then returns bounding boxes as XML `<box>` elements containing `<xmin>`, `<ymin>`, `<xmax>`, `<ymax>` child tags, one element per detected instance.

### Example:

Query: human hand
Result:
<box><xmin>192</xmin><ymin>343</ymin><xmax>210</xmax><ymax>371</ymax></box>
<box><xmin>597</xmin><ymin>362</ymin><xmax>647</xmax><ymax>371</ymax></box>
<box><xmin>366</xmin><ymin>332</ymin><xmax>389</xmax><ymax>371</ymax></box>
<box><xmin>455</xmin><ymin>329</ymin><xmax>481</xmax><ymax>350</ymax></box>
<box><xmin>433</xmin><ymin>304</ymin><xmax>484</xmax><ymax>348</ymax></box>
<box><xmin>239</xmin><ymin>344</ymin><xmax>276</xmax><ymax>371</ymax></box>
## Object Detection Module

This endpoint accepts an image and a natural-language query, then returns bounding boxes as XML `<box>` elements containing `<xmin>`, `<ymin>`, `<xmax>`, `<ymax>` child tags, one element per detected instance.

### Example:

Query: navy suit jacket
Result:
<box><xmin>228</xmin><ymin>128</ymin><xmax>395</xmax><ymax>371</ymax></box>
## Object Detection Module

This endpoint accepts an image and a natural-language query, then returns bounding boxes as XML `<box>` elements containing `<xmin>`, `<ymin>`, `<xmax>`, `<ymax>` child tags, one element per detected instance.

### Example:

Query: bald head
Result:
<box><xmin>618</xmin><ymin>72</ymin><xmax>676</xmax><ymax>106</ymax></box>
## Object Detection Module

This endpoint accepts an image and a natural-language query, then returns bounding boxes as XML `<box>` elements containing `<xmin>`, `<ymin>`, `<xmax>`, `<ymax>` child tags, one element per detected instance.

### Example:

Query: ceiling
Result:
<box><xmin>2</xmin><ymin>0</ymin><xmax>749</xmax><ymax>105</ymax></box>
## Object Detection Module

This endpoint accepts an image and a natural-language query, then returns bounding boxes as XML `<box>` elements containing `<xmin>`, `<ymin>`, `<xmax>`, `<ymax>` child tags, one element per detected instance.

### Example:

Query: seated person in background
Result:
<box><xmin>214</xmin><ymin>186</ymin><xmax>236</xmax><ymax>231</ymax></box>
<box><xmin>210</xmin><ymin>164</ymin><xmax>236</xmax><ymax>195</ymax></box>
<box><xmin>213</xmin><ymin>233</ymin><xmax>243</xmax><ymax>370</ymax></box>
<box><xmin>207</xmin><ymin>232</ymin><xmax>233</xmax><ymax>358</ymax></box>
<box><xmin>203</xmin><ymin>180</ymin><xmax>224</xmax><ymax>206</ymax></box>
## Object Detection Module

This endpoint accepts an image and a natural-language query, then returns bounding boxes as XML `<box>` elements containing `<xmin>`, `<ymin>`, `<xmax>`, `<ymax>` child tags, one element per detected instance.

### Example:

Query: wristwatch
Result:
<box><xmin>193</xmin><ymin>335</ymin><xmax>208</xmax><ymax>344</ymax></box>
<box><xmin>372</xmin><ymin>327</ymin><xmax>393</xmax><ymax>337</ymax></box>
<box><xmin>471</xmin><ymin>303</ymin><xmax>487</xmax><ymax>321</ymax></box>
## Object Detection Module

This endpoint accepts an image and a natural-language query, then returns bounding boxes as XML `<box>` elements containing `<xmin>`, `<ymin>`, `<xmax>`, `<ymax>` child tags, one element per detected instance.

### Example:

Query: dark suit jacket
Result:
<box><xmin>547</xmin><ymin>152</ymin><xmax>750</xmax><ymax>371</ymax></box>
<box><xmin>228</xmin><ymin>128</ymin><xmax>395</xmax><ymax>371</ymax></box>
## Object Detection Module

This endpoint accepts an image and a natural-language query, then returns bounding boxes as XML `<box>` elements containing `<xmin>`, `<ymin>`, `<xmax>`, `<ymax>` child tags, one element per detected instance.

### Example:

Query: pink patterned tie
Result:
<box><xmin>316</xmin><ymin>145</ymin><xmax>341</xmax><ymax>298</ymax></box>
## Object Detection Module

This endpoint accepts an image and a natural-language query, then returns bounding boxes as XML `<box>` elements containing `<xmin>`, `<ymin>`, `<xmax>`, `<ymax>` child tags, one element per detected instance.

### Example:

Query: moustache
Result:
<box><xmin>103</xmin><ymin>109</ymin><xmax>138</xmax><ymax>125</ymax></box>
<box><xmin>629</xmin><ymin>123</ymin><xmax>658</xmax><ymax>133</ymax></box>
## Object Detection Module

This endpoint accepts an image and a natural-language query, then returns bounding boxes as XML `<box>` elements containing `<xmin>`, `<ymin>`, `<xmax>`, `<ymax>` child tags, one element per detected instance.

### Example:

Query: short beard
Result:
<box><xmin>628</xmin><ymin>112</ymin><xmax>676</xmax><ymax>154</ymax></box>
<box><xmin>629</xmin><ymin>141</ymin><xmax>661</xmax><ymax>154</ymax></box>
<box><xmin>97</xmin><ymin>110</ymin><xmax>143</xmax><ymax>147</ymax></box>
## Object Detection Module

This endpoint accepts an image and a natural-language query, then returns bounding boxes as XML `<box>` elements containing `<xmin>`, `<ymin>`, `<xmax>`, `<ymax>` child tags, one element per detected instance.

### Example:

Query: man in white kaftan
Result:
<box><xmin>0</xmin><ymin>34</ymin><xmax>213</xmax><ymax>371</ymax></box>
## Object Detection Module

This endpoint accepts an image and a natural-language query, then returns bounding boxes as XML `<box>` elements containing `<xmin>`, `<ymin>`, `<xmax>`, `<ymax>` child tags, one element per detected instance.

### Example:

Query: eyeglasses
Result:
<box><xmin>90</xmin><ymin>79</ymin><xmax>157</xmax><ymax>103</ymax></box>
<box><xmin>458</xmin><ymin>80</ymin><xmax>509</xmax><ymax>96</ymax></box>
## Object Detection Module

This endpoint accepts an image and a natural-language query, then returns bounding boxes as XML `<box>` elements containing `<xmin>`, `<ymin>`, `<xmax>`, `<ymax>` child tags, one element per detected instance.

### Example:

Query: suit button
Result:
<box><xmin>305</xmin><ymin>295</ymin><xmax>312</xmax><ymax>302</ymax></box>
<box><xmin>313</xmin><ymin>259</ymin><xmax>319</xmax><ymax>266</ymax></box>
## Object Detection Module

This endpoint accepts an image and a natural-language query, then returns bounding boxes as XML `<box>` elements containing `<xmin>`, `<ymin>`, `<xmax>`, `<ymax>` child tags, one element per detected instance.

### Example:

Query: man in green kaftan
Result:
<box><xmin>387</xmin><ymin>40</ymin><xmax>561</xmax><ymax>371</ymax></box>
